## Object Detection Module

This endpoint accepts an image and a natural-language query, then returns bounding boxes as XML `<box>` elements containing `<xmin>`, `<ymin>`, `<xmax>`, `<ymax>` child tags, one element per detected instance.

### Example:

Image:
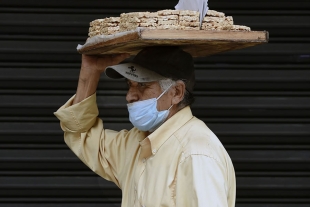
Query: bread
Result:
<box><xmin>179</xmin><ymin>21</ymin><xmax>200</xmax><ymax>27</ymax></box>
<box><xmin>206</xmin><ymin>10</ymin><xmax>225</xmax><ymax>17</ymax></box>
<box><xmin>87</xmin><ymin>9</ymin><xmax>251</xmax><ymax>37</ymax></box>
<box><xmin>157</xmin><ymin>25</ymin><xmax>180</xmax><ymax>30</ymax></box>
<box><xmin>88</xmin><ymin>17</ymin><xmax>120</xmax><ymax>36</ymax></box>
<box><xmin>202</xmin><ymin>15</ymin><xmax>234</xmax><ymax>31</ymax></box>
<box><xmin>158</xmin><ymin>9</ymin><xmax>180</xmax><ymax>15</ymax></box>
<box><xmin>121</xmin><ymin>12</ymin><xmax>157</xmax><ymax>18</ymax></box>
<box><xmin>179</xmin><ymin>16</ymin><xmax>199</xmax><ymax>22</ymax></box>
<box><xmin>157</xmin><ymin>15</ymin><xmax>179</xmax><ymax>20</ymax></box>
<box><xmin>179</xmin><ymin>10</ymin><xmax>199</xmax><ymax>17</ymax></box>
<box><xmin>178</xmin><ymin>26</ymin><xmax>200</xmax><ymax>30</ymax></box>
<box><xmin>230</xmin><ymin>25</ymin><xmax>251</xmax><ymax>31</ymax></box>
<box><xmin>126</xmin><ymin>17</ymin><xmax>157</xmax><ymax>23</ymax></box>
<box><xmin>120</xmin><ymin>12</ymin><xmax>158</xmax><ymax>32</ymax></box>
<box><xmin>158</xmin><ymin>20</ymin><xmax>179</xmax><ymax>25</ymax></box>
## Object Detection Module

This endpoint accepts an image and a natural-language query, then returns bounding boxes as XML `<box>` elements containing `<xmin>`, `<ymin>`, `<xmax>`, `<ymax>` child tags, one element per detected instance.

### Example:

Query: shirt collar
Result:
<box><xmin>147</xmin><ymin>106</ymin><xmax>194</xmax><ymax>155</ymax></box>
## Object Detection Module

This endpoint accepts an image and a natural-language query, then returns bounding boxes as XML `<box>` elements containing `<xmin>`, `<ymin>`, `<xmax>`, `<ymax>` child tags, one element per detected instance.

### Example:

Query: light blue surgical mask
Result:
<box><xmin>127</xmin><ymin>85</ymin><xmax>173</xmax><ymax>132</ymax></box>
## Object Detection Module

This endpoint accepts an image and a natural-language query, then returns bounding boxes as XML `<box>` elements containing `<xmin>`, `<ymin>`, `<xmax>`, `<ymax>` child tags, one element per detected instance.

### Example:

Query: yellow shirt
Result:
<box><xmin>54</xmin><ymin>93</ymin><xmax>236</xmax><ymax>207</ymax></box>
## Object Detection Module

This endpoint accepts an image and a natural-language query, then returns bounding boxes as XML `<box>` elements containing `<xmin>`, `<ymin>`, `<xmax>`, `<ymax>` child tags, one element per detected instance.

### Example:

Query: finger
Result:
<box><xmin>111</xmin><ymin>53</ymin><xmax>130</xmax><ymax>62</ymax></box>
<box><xmin>94</xmin><ymin>53</ymin><xmax>130</xmax><ymax>72</ymax></box>
<box><xmin>104</xmin><ymin>53</ymin><xmax>130</xmax><ymax>66</ymax></box>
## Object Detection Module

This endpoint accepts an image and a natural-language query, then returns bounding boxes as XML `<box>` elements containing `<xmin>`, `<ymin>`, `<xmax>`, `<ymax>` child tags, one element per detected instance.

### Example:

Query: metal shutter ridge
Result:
<box><xmin>0</xmin><ymin>0</ymin><xmax>309</xmax><ymax>206</ymax></box>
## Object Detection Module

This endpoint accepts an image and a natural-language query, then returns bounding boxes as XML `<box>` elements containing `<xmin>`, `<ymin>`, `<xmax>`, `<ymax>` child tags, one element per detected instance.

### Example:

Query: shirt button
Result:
<box><xmin>142</xmin><ymin>158</ymin><xmax>146</xmax><ymax>163</ymax></box>
<box><xmin>152</xmin><ymin>149</ymin><xmax>157</xmax><ymax>155</ymax></box>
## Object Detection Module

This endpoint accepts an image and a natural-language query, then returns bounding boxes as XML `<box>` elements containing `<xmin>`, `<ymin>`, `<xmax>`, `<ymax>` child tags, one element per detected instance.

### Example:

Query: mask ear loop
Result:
<box><xmin>156</xmin><ymin>83</ymin><xmax>173</xmax><ymax>101</ymax></box>
<box><xmin>156</xmin><ymin>83</ymin><xmax>174</xmax><ymax>111</ymax></box>
<box><xmin>168</xmin><ymin>104</ymin><xmax>174</xmax><ymax>110</ymax></box>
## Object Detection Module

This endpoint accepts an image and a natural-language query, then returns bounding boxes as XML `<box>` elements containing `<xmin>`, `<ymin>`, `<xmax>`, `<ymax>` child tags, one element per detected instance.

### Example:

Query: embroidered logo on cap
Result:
<box><xmin>128</xmin><ymin>66</ymin><xmax>136</xmax><ymax>73</ymax></box>
<box><xmin>126</xmin><ymin>66</ymin><xmax>138</xmax><ymax>78</ymax></box>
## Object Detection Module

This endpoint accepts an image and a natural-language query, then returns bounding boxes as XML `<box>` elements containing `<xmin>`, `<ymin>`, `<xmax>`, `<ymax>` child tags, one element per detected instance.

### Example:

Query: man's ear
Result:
<box><xmin>171</xmin><ymin>80</ymin><xmax>185</xmax><ymax>105</ymax></box>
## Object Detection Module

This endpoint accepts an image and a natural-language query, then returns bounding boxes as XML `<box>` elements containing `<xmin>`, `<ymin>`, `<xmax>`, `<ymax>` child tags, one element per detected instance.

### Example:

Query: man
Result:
<box><xmin>54</xmin><ymin>46</ymin><xmax>236</xmax><ymax>207</ymax></box>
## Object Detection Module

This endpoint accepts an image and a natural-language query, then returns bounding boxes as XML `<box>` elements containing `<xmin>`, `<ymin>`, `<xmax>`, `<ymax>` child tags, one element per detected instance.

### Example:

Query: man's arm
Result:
<box><xmin>54</xmin><ymin>53</ymin><xmax>132</xmax><ymax>187</ymax></box>
<box><xmin>73</xmin><ymin>54</ymin><xmax>130</xmax><ymax>104</ymax></box>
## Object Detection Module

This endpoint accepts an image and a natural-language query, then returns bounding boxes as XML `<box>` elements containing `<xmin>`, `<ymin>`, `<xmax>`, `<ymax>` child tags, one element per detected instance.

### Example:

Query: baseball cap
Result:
<box><xmin>105</xmin><ymin>46</ymin><xmax>195</xmax><ymax>92</ymax></box>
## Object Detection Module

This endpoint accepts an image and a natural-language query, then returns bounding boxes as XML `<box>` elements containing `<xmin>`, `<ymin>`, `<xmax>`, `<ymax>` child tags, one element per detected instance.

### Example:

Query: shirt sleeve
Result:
<box><xmin>53</xmin><ymin>93</ymin><xmax>134</xmax><ymax>188</ymax></box>
<box><xmin>175</xmin><ymin>154</ymin><xmax>229</xmax><ymax>207</ymax></box>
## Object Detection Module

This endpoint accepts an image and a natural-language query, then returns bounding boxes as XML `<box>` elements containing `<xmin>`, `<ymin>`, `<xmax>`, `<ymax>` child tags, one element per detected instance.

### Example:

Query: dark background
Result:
<box><xmin>0</xmin><ymin>0</ymin><xmax>310</xmax><ymax>206</ymax></box>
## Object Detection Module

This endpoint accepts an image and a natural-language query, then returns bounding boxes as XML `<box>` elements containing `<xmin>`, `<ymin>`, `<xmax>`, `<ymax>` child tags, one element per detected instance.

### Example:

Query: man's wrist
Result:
<box><xmin>73</xmin><ymin>67</ymin><xmax>101</xmax><ymax>105</ymax></box>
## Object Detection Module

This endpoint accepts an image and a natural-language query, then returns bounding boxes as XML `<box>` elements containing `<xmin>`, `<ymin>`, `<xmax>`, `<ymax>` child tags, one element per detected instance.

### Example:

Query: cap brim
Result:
<box><xmin>105</xmin><ymin>63</ymin><xmax>166</xmax><ymax>82</ymax></box>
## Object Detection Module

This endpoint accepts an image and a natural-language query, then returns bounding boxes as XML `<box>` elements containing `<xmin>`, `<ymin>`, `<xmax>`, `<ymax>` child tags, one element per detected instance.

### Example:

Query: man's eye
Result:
<box><xmin>138</xmin><ymin>82</ymin><xmax>146</xmax><ymax>87</ymax></box>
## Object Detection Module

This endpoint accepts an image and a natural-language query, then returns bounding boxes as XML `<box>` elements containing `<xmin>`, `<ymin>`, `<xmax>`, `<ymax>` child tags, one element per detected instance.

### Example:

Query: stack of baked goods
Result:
<box><xmin>119</xmin><ymin>12</ymin><xmax>158</xmax><ymax>32</ymax></box>
<box><xmin>202</xmin><ymin>10</ymin><xmax>233</xmax><ymax>30</ymax></box>
<box><xmin>87</xmin><ymin>9</ymin><xmax>251</xmax><ymax>38</ymax></box>
<box><xmin>157</xmin><ymin>10</ymin><xmax>180</xmax><ymax>30</ymax></box>
<box><xmin>88</xmin><ymin>17</ymin><xmax>120</xmax><ymax>37</ymax></box>
<box><xmin>178</xmin><ymin>10</ymin><xmax>200</xmax><ymax>30</ymax></box>
<box><xmin>230</xmin><ymin>25</ymin><xmax>251</xmax><ymax>31</ymax></box>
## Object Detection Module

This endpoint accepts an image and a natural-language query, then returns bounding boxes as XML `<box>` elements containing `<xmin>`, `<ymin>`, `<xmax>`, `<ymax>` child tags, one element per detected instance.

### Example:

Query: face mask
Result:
<box><xmin>127</xmin><ymin>85</ymin><xmax>173</xmax><ymax>132</ymax></box>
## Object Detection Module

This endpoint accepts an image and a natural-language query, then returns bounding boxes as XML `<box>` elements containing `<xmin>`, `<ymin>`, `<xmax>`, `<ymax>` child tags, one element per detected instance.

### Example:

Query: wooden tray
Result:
<box><xmin>77</xmin><ymin>29</ymin><xmax>269</xmax><ymax>57</ymax></box>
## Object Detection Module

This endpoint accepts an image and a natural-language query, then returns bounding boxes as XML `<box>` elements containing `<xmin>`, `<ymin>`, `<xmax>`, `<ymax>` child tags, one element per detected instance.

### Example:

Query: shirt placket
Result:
<box><xmin>134</xmin><ymin>138</ymin><xmax>152</xmax><ymax>207</ymax></box>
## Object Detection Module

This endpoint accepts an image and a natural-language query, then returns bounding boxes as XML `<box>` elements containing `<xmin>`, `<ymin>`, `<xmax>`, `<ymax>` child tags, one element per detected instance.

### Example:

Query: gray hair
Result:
<box><xmin>158</xmin><ymin>79</ymin><xmax>177</xmax><ymax>92</ymax></box>
<box><xmin>158</xmin><ymin>78</ymin><xmax>195</xmax><ymax>109</ymax></box>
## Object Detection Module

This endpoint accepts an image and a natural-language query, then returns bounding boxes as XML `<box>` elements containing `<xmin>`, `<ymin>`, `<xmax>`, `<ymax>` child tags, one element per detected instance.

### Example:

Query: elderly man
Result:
<box><xmin>54</xmin><ymin>46</ymin><xmax>236</xmax><ymax>207</ymax></box>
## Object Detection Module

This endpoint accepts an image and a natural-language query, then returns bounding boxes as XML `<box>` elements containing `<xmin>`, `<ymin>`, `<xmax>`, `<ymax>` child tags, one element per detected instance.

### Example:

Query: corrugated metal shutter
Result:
<box><xmin>1</xmin><ymin>0</ymin><xmax>309</xmax><ymax>206</ymax></box>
